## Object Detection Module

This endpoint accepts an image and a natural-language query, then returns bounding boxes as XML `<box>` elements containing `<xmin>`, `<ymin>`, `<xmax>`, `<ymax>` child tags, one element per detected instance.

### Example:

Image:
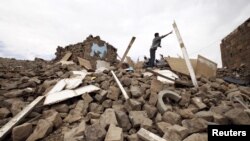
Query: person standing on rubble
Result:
<box><xmin>149</xmin><ymin>31</ymin><xmax>172</xmax><ymax>67</ymax></box>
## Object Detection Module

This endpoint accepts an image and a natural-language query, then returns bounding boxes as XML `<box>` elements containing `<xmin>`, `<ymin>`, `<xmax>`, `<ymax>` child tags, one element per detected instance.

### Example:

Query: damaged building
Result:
<box><xmin>220</xmin><ymin>18</ymin><xmax>250</xmax><ymax>71</ymax></box>
<box><xmin>0</xmin><ymin>21</ymin><xmax>250</xmax><ymax>141</ymax></box>
<box><xmin>55</xmin><ymin>35</ymin><xmax>118</xmax><ymax>69</ymax></box>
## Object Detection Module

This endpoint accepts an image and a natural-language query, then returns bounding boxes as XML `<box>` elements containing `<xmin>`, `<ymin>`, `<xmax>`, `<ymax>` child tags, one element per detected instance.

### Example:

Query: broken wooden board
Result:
<box><xmin>195</xmin><ymin>55</ymin><xmax>217</xmax><ymax>79</ymax></box>
<box><xmin>0</xmin><ymin>96</ymin><xmax>45</xmax><ymax>140</ymax></box>
<box><xmin>43</xmin><ymin>85</ymin><xmax>100</xmax><ymax>105</ymax></box>
<box><xmin>137</xmin><ymin>128</ymin><xmax>166</xmax><ymax>141</ymax></box>
<box><xmin>78</xmin><ymin>57</ymin><xmax>93</xmax><ymax>70</ymax></box>
<box><xmin>119</xmin><ymin>36</ymin><xmax>136</xmax><ymax>66</ymax></box>
<box><xmin>165</xmin><ymin>57</ymin><xmax>197</xmax><ymax>76</ymax></box>
<box><xmin>61</xmin><ymin>52</ymin><xmax>72</xmax><ymax>61</ymax></box>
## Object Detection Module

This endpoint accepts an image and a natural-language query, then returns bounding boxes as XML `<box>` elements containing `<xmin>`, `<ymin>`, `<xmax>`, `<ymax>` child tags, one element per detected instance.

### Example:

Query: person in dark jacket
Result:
<box><xmin>149</xmin><ymin>31</ymin><xmax>172</xmax><ymax>67</ymax></box>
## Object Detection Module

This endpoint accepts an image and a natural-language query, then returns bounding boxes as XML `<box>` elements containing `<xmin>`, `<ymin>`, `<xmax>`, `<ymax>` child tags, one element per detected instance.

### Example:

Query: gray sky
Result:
<box><xmin>0</xmin><ymin>0</ymin><xmax>249</xmax><ymax>67</ymax></box>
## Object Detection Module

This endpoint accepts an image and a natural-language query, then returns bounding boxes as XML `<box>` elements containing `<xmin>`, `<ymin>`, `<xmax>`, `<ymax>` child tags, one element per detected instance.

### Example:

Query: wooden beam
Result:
<box><xmin>119</xmin><ymin>37</ymin><xmax>136</xmax><ymax>66</ymax></box>
<box><xmin>172</xmin><ymin>21</ymin><xmax>198</xmax><ymax>87</ymax></box>
<box><xmin>111</xmin><ymin>71</ymin><xmax>129</xmax><ymax>100</ymax></box>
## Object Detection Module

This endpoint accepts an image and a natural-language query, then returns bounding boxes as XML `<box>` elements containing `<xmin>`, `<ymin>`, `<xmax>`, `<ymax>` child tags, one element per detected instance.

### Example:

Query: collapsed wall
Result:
<box><xmin>220</xmin><ymin>18</ymin><xmax>250</xmax><ymax>71</ymax></box>
<box><xmin>55</xmin><ymin>35</ymin><xmax>118</xmax><ymax>68</ymax></box>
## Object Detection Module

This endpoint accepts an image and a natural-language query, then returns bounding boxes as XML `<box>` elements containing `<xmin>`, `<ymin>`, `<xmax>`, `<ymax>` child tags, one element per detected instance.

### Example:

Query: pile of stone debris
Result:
<box><xmin>0</xmin><ymin>37</ymin><xmax>250</xmax><ymax>141</ymax></box>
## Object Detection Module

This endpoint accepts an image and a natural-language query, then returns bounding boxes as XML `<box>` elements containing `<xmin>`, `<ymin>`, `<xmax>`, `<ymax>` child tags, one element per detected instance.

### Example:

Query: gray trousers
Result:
<box><xmin>149</xmin><ymin>48</ymin><xmax>156</xmax><ymax>67</ymax></box>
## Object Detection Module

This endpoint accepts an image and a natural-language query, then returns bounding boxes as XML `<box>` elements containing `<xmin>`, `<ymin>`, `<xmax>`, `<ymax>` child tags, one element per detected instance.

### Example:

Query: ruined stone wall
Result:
<box><xmin>55</xmin><ymin>35</ymin><xmax>118</xmax><ymax>68</ymax></box>
<box><xmin>220</xmin><ymin>18</ymin><xmax>250</xmax><ymax>70</ymax></box>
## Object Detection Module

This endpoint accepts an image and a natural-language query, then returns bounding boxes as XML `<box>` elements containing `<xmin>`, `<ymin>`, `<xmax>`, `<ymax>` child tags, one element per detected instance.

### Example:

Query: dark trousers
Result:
<box><xmin>149</xmin><ymin>48</ymin><xmax>156</xmax><ymax>67</ymax></box>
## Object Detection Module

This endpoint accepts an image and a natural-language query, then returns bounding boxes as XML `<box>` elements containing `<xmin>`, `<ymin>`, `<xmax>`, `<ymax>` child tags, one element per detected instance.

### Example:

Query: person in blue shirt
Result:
<box><xmin>149</xmin><ymin>31</ymin><xmax>172</xmax><ymax>67</ymax></box>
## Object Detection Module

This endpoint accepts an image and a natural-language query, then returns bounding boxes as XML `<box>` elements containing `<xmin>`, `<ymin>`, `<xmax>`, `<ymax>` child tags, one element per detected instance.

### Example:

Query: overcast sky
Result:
<box><xmin>0</xmin><ymin>0</ymin><xmax>249</xmax><ymax>67</ymax></box>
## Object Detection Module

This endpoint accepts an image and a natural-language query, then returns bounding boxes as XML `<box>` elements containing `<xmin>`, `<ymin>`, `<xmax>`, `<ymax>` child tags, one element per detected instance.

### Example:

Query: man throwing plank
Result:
<box><xmin>149</xmin><ymin>31</ymin><xmax>173</xmax><ymax>67</ymax></box>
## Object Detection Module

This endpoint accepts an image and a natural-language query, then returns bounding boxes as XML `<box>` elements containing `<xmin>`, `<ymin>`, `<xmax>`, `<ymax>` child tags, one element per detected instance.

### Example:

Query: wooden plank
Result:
<box><xmin>61</xmin><ymin>52</ymin><xmax>72</xmax><ymax>61</ymax></box>
<box><xmin>195</xmin><ymin>55</ymin><xmax>217</xmax><ymax>79</ymax></box>
<box><xmin>165</xmin><ymin>57</ymin><xmax>197</xmax><ymax>76</ymax></box>
<box><xmin>173</xmin><ymin>21</ymin><xmax>198</xmax><ymax>87</ymax></box>
<box><xmin>137</xmin><ymin>128</ymin><xmax>166</xmax><ymax>141</ymax></box>
<box><xmin>119</xmin><ymin>37</ymin><xmax>136</xmax><ymax>66</ymax></box>
<box><xmin>78</xmin><ymin>57</ymin><xmax>92</xmax><ymax>70</ymax></box>
<box><xmin>111</xmin><ymin>71</ymin><xmax>129</xmax><ymax>100</ymax></box>
<box><xmin>0</xmin><ymin>96</ymin><xmax>45</xmax><ymax>140</ymax></box>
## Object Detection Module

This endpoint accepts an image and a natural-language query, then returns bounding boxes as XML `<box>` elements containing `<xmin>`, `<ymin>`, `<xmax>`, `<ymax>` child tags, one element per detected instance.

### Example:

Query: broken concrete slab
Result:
<box><xmin>224</xmin><ymin>108</ymin><xmax>250</xmax><ymax>124</ymax></box>
<box><xmin>12</xmin><ymin>123</ymin><xmax>33</xmax><ymax>141</ymax></box>
<box><xmin>150</xmin><ymin>79</ymin><xmax>163</xmax><ymax>93</ymax></box>
<box><xmin>64</xmin><ymin>120</ymin><xmax>86</xmax><ymax>141</ymax></box>
<box><xmin>129</xmin><ymin>111</ymin><xmax>152</xmax><ymax>128</ymax></box>
<box><xmin>195</xmin><ymin>111</ymin><xmax>214</xmax><ymax>122</ymax></box>
<box><xmin>64</xmin><ymin>100</ymin><xmax>85</xmax><ymax>123</ymax></box>
<box><xmin>191</xmin><ymin>97</ymin><xmax>207</xmax><ymax>110</ymax></box>
<box><xmin>3</xmin><ymin>88</ymin><xmax>34</xmax><ymax>98</ymax></box>
<box><xmin>60</xmin><ymin>52</ymin><xmax>72</xmax><ymax>61</ymax></box>
<box><xmin>43</xmin><ymin>109</ymin><xmax>62</xmax><ymax>128</ymax></box>
<box><xmin>44</xmin><ymin>85</ymin><xmax>100</xmax><ymax>105</ymax></box>
<box><xmin>99</xmin><ymin>108</ymin><xmax>118</xmax><ymax>128</ymax></box>
<box><xmin>195</xmin><ymin>55</ymin><xmax>217</xmax><ymax>79</ymax></box>
<box><xmin>156</xmin><ymin>122</ymin><xmax>172</xmax><ymax>135</ymax></box>
<box><xmin>96</xmin><ymin>60</ymin><xmax>110</xmax><ymax>73</ymax></box>
<box><xmin>107</xmin><ymin>86</ymin><xmax>120</xmax><ymax>100</ymax></box>
<box><xmin>130</xmin><ymin>86</ymin><xmax>142</xmax><ymax>98</ymax></box>
<box><xmin>127</xmin><ymin>134</ymin><xmax>141</xmax><ymax>141</ymax></box>
<box><xmin>125</xmin><ymin>99</ymin><xmax>142</xmax><ymax>111</ymax></box>
<box><xmin>52</xmin><ymin>103</ymin><xmax>69</xmax><ymax>113</ymax></box>
<box><xmin>85</xmin><ymin>123</ymin><xmax>106</xmax><ymax>141</ymax></box>
<box><xmin>0</xmin><ymin>108</ymin><xmax>10</xmax><ymax>119</ymax></box>
<box><xmin>137</xmin><ymin>128</ymin><xmax>166</xmax><ymax>141</ymax></box>
<box><xmin>143</xmin><ymin>104</ymin><xmax>157</xmax><ymax>119</ymax></box>
<box><xmin>165</xmin><ymin>57</ymin><xmax>197</xmax><ymax>76</ymax></box>
<box><xmin>78</xmin><ymin>57</ymin><xmax>93</xmax><ymax>70</ymax></box>
<box><xmin>182</xmin><ymin>118</ymin><xmax>208</xmax><ymax>133</ymax></box>
<box><xmin>162</xmin><ymin>111</ymin><xmax>181</xmax><ymax>125</ymax></box>
<box><xmin>163</xmin><ymin>124</ymin><xmax>189</xmax><ymax>141</ymax></box>
<box><xmin>26</xmin><ymin>119</ymin><xmax>53</xmax><ymax>141</ymax></box>
<box><xmin>105</xmin><ymin>124</ymin><xmax>123</xmax><ymax>141</ymax></box>
<box><xmin>115</xmin><ymin>110</ymin><xmax>132</xmax><ymax>131</ymax></box>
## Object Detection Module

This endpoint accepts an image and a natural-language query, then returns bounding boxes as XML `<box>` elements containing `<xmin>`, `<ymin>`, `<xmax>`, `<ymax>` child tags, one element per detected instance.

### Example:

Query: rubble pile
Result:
<box><xmin>0</xmin><ymin>56</ymin><xmax>250</xmax><ymax>141</ymax></box>
<box><xmin>55</xmin><ymin>35</ymin><xmax>118</xmax><ymax>69</ymax></box>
